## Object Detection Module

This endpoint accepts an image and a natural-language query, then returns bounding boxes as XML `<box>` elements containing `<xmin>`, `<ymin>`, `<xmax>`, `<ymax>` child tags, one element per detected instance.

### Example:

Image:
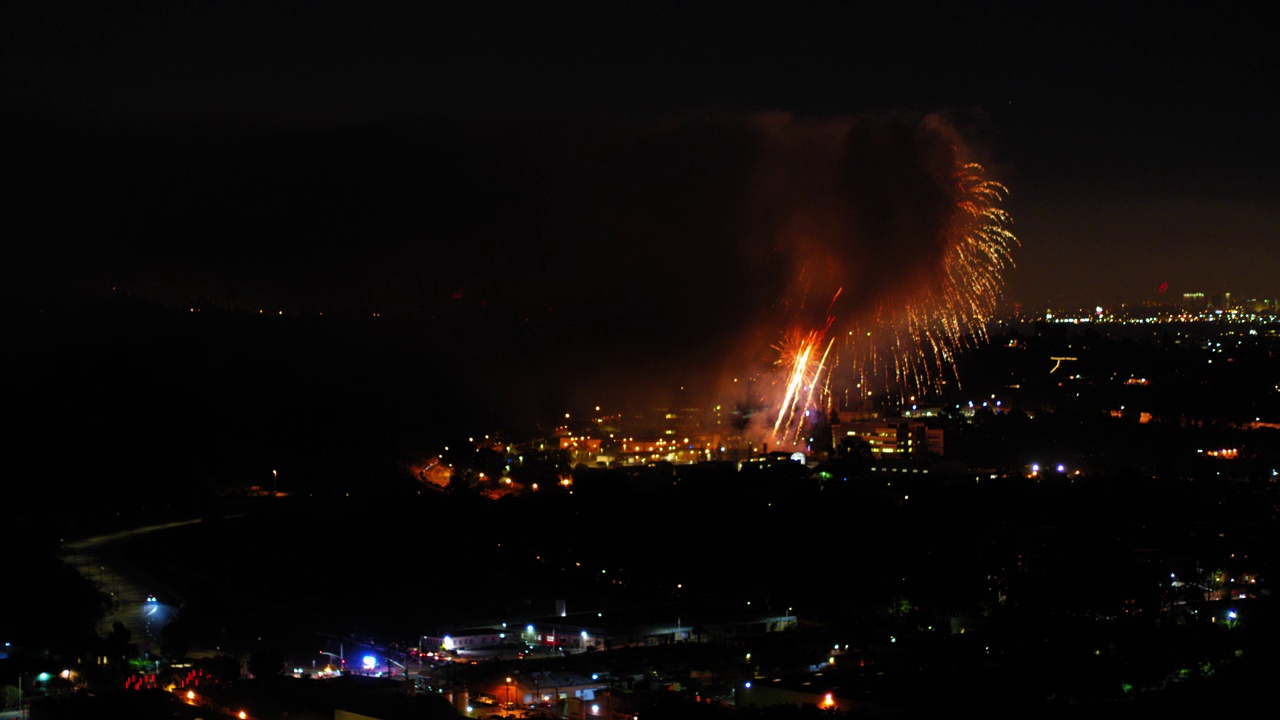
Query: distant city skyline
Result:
<box><xmin>1013</xmin><ymin>287</ymin><xmax>1279</xmax><ymax>313</ymax></box>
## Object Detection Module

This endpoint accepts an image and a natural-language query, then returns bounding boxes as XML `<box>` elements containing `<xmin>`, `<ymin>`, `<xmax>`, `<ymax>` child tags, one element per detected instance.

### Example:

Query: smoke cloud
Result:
<box><xmin>7</xmin><ymin>109</ymin><xmax>1005</xmax><ymax>432</ymax></box>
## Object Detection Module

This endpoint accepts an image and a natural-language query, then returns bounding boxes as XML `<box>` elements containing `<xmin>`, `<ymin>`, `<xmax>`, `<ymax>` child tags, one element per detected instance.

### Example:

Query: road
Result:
<box><xmin>57</xmin><ymin>519</ymin><xmax>202</xmax><ymax>657</ymax></box>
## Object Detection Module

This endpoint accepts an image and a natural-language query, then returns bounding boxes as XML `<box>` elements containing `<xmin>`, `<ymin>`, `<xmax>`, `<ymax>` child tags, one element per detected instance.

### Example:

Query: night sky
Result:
<box><xmin>5</xmin><ymin>1</ymin><xmax>1279</xmax><ymax>425</ymax></box>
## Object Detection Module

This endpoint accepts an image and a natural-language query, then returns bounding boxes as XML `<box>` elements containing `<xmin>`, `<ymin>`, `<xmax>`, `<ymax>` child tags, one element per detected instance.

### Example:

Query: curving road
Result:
<box><xmin>57</xmin><ymin>519</ymin><xmax>203</xmax><ymax>657</ymax></box>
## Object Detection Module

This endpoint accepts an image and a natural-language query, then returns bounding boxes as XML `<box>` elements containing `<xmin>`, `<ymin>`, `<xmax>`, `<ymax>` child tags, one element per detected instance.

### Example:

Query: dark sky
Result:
<box><xmin>4</xmin><ymin>1</ymin><xmax>1279</xmax><ymax>421</ymax></box>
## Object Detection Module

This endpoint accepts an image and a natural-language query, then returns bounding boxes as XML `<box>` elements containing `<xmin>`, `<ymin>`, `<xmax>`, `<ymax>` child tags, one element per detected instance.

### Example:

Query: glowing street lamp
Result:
<box><xmin>318</xmin><ymin>649</ymin><xmax>345</xmax><ymax>675</ymax></box>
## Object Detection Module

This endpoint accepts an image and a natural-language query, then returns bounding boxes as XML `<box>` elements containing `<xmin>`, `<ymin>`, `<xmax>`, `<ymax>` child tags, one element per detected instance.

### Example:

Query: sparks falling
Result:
<box><xmin>847</xmin><ymin>162</ymin><xmax>1018</xmax><ymax>399</ymax></box>
<box><xmin>771</xmin><ymin>326</ymin><xmax>836</xmax><ymax>445</ymax></box>
<box><xmin>768</xmin><ymin>160</ymin><xmax>1017</xmax><ymax>446</ymax></box>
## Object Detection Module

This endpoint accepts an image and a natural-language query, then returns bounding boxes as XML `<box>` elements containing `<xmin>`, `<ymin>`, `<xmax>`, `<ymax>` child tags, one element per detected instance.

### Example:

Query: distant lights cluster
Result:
<box><xmin>1038</xmin><ymin>309</ymin><xmax>1279</xmax><ymax>325</ymax></box>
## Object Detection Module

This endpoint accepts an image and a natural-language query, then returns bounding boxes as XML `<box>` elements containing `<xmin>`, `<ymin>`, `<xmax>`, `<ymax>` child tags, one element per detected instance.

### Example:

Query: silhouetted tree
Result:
<box><xmin>838</xmin><ymin>436</ymin><xmax>869</xmax><ymax>459</ymax></box>
<box><xmin>160</xmin><ymin>619</ymin><xmax>191</xmax><ymax>660</ymax></box>
<box><xmin>106</xmin><ymin>620</ymin><xmax>132</xmax><ymax>656</ymax></box>
<box><xmin>805</xmin><ymin>410</ymin><xmax>834</xmax><ymax>456</ymax></box>
<box><xmin>444</xmin><ymin>468</ymin><xmax>480</xmax><ymax>495</ymax></box>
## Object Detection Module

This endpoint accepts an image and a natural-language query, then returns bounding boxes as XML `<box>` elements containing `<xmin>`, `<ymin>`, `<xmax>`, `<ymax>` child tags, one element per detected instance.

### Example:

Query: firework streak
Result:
<box><xmin>770</xmin><ymin>162</ymin><xmax>1017</xmax><ymax>447</ymax></box>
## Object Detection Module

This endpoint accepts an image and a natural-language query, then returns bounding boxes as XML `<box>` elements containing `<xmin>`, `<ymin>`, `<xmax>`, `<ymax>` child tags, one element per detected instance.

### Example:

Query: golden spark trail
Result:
<box><xmin>838</xmin><ymin>162</ymin><xmax>1018</xmax><ymax>403</ymax></box>
<box><xmin>770</xmin><ymin>327</ymin><xmax>834</xmax><ymax>446</ymax></box>
<box><xmin>797</xmin><ymin>337</ymin><xmax>834</xmax><ymax>429</ymax></box>
<box><xmin>765</xmin><ymin>160</ymin><xmax>1017</xmax><ymax>435</ymax></box>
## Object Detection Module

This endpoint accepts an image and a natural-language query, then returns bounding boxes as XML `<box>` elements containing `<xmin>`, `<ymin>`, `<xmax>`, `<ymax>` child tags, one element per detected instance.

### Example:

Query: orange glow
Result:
<box><xmin>784</xmin><ymin>162</ymin><xmax>1017</xmax><ymax>406</ymax></box>
<box><xmin>771</xmin><ymin>325</ymin><xmax>834</xmax><ymax>447</ymax></box>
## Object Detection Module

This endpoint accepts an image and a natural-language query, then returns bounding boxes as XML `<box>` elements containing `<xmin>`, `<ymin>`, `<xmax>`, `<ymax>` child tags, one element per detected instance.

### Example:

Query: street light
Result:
<box><xmin>318</xmin><ymin>650</ymin><xmax>344</xmax><ymax>673</ymax></box>
<box><xmin>505</xmin><ymin>676</ymin><xmax>512</xmax><ymax>711</ymax></box>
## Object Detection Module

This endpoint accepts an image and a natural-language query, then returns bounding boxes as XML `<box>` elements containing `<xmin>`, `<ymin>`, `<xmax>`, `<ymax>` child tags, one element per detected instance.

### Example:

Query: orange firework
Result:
<box><xmin>844</xmin><ymin>162</ymin><xmax>1017</xmax><ymax>400</ymax></box>
<box><xmin>771</xmin><ymin>324</ymin><xmax>835</xmax><ymax>447</ymax></box>
<box><xmin>768</xmin><ymin>160</ymin><xmax>1017</xmax><ymax>441</ymax></box>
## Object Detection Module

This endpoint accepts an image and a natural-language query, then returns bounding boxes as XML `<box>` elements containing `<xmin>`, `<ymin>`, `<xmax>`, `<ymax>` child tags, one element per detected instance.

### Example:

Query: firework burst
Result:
<box><xmin>844</xmin><ymin>162</ymin><xmax>1017</xmax><ymax>399</ymax></box>
<box><xmin>766</xmin><ymin>160</ymin><xmax>1017</xmax><ymax>447</ymax></box>
<box><xmin>770</xmin><ymin>324</ymin><xmax>835</xmax><ymax>446</ymax></box>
